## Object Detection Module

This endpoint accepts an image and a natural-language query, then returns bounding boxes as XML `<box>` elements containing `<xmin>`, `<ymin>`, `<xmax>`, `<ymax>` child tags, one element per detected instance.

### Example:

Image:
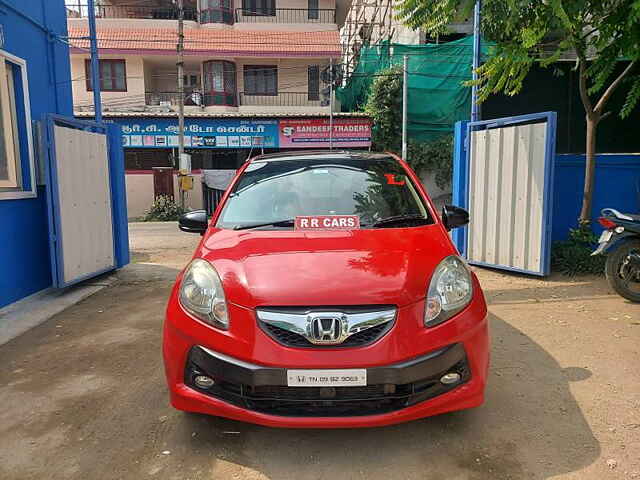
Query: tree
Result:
<box><xmin>364</xmin><ymin>65</ymin><xmax>404</xmax><ymax>152</ymax></box>
<box><xmin>364</xmin><ymin>65</ymin><xmax>455</xmax><ymax>185</ymax></box>
<box><xmin>396</xmin><ymin>0</ymin><xmax>640</xmax><ymax>225</ymax></box>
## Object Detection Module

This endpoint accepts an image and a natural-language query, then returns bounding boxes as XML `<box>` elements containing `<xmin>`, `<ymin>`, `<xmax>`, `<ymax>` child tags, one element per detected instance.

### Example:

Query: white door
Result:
<box><xmin>465</xmin><ymin>116</ymin><xmax>555</xmax><ymax>276</ymax></box>
<box><xmin>47</xmin><ymin>119</ymin><xmax>115</xmax><ymax>287</ymax></box>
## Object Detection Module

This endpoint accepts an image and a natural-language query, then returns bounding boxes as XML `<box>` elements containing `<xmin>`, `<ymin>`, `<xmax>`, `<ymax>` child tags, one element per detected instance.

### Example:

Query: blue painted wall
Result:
<box><xmin>451</xmin><ymin>120</ymin><xmax>468</xmax><ymax>255</ymax></box>
<box><xmin>552</xmin><ymin>154</ymin><xmax>640</xmax><ymax>241</ymax></box>
<box><xmin>0</xmin><ymin>0</ymin><xmax>73</xmax><ymax>307</ymax></box>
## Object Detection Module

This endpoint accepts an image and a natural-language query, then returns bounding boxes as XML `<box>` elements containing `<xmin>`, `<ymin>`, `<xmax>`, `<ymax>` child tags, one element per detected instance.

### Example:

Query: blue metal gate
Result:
<box><xmin>452</xmin><ymin>112</ymin><xmax>557</xmax><ymax>276</ymax></box>
<box><xmin>43</xmin><ymin>115</ymin><xmax>129</xmax><ymax>288</ymax></box>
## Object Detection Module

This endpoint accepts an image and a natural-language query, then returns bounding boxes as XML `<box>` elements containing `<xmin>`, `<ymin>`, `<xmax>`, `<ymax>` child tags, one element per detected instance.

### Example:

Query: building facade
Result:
<box><xmin>340</xmin><ymin>0</ymin><xmax>473</xmax><ymax>77</ymax></box>
<box><xmin>0</xmin><ymin>0</ymin><xmax>74</xmax><ymax>308</ymax></box>
<box><xmin>67</xmin><ymin>0</ymin><xmax>371</xmax><ymax>217</ymax></box>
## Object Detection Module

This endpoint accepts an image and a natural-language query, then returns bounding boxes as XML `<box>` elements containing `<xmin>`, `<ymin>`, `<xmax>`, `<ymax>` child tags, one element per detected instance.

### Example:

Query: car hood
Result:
<box><xmin>198</xmin><ymin>226</ymin><xmax>456</xmax><ymax>308</ymax></box>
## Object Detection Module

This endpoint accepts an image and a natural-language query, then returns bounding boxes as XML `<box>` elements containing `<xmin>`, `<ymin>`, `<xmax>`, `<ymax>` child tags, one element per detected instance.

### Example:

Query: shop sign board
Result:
<box><xmin>279</xmin><ymin>118</ymin><xmax>372</xmax><ymax>148</ymax></box>
<box><xmin>118</xmin><ymin>118</ymin><xmax>279</xmax><ymax>149</ymax></box>
<box><xmin>112</xmin><ymin>117</ymin><xmax>372</xmax><ymax>150</ymax></box>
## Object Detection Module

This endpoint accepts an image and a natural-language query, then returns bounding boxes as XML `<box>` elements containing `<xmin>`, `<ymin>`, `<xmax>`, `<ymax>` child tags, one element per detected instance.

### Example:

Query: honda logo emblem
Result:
<box><xmin>307</xmin><ymin>314</ymin><xmax>346</xmax><ymax>344</ymax></box>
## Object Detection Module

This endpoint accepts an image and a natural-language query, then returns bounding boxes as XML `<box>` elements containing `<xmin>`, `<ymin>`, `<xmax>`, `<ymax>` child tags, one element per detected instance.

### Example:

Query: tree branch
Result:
<box><xmin>580</xmin><ymin>27</ymin><xmax>599</xmax><ymax>40</ymax></box>
<box><xmin>594</xmin><ymin>60</ymin><xmax>637</xmax><ymax>114</ymax></box>
<box><xmin>578</xmin><ymin>58</ymin><xmax>594</xmax><ymax>115</ymax></box>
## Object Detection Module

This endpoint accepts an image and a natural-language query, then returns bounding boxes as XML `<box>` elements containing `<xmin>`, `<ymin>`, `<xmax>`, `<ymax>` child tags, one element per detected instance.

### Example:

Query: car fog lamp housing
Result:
<box><xmin>424</xmin><ymin>255</ymin><xmax>473</xmax><ymax>327</ymax></box>
<box><xmin>179</xmin><ymin>259</ymin><xmax>229</xmax><ymax>330</ymax></box>
<box><xmin>440</xmin><ymin>372</ymin><xmax>461</xmax><ymax>385</ymax></box>
<box><xmin>194</xmin><ymin>375</ymin><xmax>216</xmax><ymax>389</ymax></box>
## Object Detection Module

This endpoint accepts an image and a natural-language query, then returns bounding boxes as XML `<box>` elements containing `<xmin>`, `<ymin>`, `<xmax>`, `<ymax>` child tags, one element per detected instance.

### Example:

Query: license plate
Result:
<box><xmin>287</xmin><ymin>369</ymin><xmax>367</xmax><ymax>387</ymax></box>
<box><xmin>599</xmin><ymin>230</ymin><xmax>613</xmax><ymax>243</ymax></box>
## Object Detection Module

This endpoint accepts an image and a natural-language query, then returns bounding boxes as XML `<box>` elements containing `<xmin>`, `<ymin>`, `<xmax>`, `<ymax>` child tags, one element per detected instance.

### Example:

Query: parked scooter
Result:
<box><xmin>592</xmin><ymin>208</ymin><xmax>640</xmax><ymax>302</ymax></box>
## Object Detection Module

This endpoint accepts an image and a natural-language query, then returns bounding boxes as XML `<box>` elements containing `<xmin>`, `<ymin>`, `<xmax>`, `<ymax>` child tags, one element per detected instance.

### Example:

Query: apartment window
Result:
<box><xmin>0</xmin><ymin>58</ymin><xmax>19</xmax><ymax>189</ymax></box>
<box><xmin>308</xmin><ymin>0</ymin><xmax>319</xmax><ymax>20</ymax></box>
<box><xmin>0</xmin><ymin>51</ymin><xmax>34</xmax><ymax>199</ymax></box>
<box><xmin>85</xmin><ymin>59</ymin><xmax>127</xmax><ymax>92</ymax></box>
<box><xmin>203</xmin><ymin>60</ymin><xmax>237</xmax><ymax>106</ymax></box>
<box><xmin>308</xmin><ymin>65</ymin><xmax>320</xmax><ymax>101</ymax></box>
<box><xmin>243</xmin><ymin>65</ymin><xmax>277</xmax><ymax>96</ymax></box>
<box><xmin>241</xmin><ymin>0</ymin><xmax>276</xmax><ymax>16</ymax></box>
<box><xmin>183</xmin><ymin>74</ymin><xmax>199</xmax><ymax>88</ymax></box>
<box><xmin>200</xmin><ymin>0</ymin><xmax>233</xmax><ymax>24</ymax></box>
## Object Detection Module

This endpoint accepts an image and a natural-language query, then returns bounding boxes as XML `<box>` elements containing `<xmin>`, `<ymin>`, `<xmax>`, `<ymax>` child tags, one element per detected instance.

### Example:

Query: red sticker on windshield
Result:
<box><xmin>384</xmin><ymin>174</ymin><xmax>405</xmax><ymax>185</ymax></box>
<box><xmin>295</xmin><ymin>215</ymin><xmax>360</xmax><ymax>231</ymax></box>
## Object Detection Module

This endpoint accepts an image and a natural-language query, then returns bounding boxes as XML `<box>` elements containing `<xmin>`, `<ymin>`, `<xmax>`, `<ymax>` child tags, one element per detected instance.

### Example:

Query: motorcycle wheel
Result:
<box><xmin>605</xmin><ymin>239</ymin><xmax>640</xmax><ymax>303</ymax></box>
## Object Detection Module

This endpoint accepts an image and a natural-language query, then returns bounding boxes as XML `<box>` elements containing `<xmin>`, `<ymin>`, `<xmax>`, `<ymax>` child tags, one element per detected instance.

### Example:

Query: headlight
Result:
<box><xmin>424</xmin><ymin>255</ymin><xmax>473</xmax><ymax>327</ymax></box>
<box><xmin>179</xmin><ymin>259</ymin><xmax>229</xmax><ymax>330</ymax></box>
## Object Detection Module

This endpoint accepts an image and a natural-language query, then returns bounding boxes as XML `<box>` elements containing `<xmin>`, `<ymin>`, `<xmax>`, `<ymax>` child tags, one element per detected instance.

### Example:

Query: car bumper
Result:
<box><xmin>163</xmin><ymin>279</ymin><xmax>489</xmax><ymax>428</ymax></box>
<box><xmin>168</xmin><ymin>342</ymin><xmax>486</xmax><ymax>429</ymax></box>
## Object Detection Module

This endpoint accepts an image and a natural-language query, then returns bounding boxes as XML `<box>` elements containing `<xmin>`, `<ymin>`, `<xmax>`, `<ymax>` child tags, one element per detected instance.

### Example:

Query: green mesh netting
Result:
<box><xmin>337</xmin><ymin>36</ymin><xmax>491</xmax><ymax>142</ymax></box>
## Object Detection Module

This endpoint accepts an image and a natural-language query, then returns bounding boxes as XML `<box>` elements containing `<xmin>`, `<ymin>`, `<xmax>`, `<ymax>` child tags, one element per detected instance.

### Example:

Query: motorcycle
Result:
<box><xmin>592</xmin><ymin>208</ymin><xmax>640</xmax><ymax>303</ymax></box>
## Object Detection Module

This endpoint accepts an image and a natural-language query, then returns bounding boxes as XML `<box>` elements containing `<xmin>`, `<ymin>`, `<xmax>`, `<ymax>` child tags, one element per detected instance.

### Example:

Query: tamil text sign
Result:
<box><xmin>118</xmin><ymin>118</ymin><xmax>279</xmax><ymax>149</ymax></box>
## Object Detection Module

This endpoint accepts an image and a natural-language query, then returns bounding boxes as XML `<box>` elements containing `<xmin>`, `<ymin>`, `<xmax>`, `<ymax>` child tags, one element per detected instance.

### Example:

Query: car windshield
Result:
<box><xmin>215</xmin><ymin>156</ymin><xmax>431</xmax><ymax>229</ymax></box>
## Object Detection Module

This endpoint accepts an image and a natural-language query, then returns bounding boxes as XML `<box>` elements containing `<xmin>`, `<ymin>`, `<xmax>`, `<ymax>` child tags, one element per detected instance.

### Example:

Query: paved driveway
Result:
<box><xmin>0</xmin><ymin>222</ymin><xmax>638</xmax><ymax>479</ymax></box>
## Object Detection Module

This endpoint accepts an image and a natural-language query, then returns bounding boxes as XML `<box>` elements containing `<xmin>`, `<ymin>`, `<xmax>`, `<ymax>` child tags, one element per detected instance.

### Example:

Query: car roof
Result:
<box><xmin>248</xmin><ymin>150</ymin><xmax>397</xmax><ymax>163</ymax></box>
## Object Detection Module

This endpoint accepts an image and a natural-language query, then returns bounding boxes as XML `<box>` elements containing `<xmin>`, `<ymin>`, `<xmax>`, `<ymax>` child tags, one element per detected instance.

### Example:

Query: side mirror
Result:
<box><xmin>442</xmin><ymin>205</ymin><xmax>469</xmax><ymax>231</ymax></box>
<box><xmin>179</xmin><ymin>210</ymin><xmax>208</xmax><ymax>235</ymax></box>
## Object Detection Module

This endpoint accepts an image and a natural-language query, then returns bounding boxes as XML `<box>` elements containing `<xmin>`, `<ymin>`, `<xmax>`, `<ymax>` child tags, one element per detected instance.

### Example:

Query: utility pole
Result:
<box><xmin>177</xmin><ymin>0</ymin><xmax>186</xmax><ymax>208</ymax></box>
<box><xmin>87</xmin><ymin>0</ymin><xmax>102</xmax><ymax>124</ymax></box>
<box><xmin>402</xmin><ymin>54</ymin><xmax>408</xmax><ymax>159</ymax></box>
<box><xmin>329</xmin><ymin>57</ymin><xmax>334</xmax><ymax>151</ymax></box>
<box><xmin>471</xmin><ymin>0</ymin><xmax>482</xmax><ymax>122</ymax></box>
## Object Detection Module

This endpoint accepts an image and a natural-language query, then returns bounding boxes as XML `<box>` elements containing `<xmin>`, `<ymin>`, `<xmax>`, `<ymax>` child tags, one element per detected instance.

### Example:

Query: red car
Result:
<box><xmin>163</xmin><ymin>151</ymin><xmax>489</xmax><ymax>428</ymax></box>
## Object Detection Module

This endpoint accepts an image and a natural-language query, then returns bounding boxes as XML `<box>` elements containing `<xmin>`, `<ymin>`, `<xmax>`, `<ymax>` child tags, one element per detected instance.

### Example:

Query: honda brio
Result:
<box><xmin>163</xmin><ymin>151</ymin><xmax>489</xmax><ymax>428</ymax></box>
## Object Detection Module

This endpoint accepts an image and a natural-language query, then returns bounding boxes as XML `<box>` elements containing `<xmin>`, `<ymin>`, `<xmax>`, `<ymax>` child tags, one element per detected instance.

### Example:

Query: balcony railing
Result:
<box><xmin>239</xmin><ymin>92</ymin><xmax>324</xmax><ymax>107</ymax></box>
<box><xmin>81</xmin><ymin>91</ymin><xmax>326</xmax><ymax>112</ymax></box>
<box><xmin>235</xmin><ymin>8</ymin><xmax>336</xmax><ymax>23</ymax></box>
<box><xmin>67</xmin><ymin>3</ymin><xmax>198</xmax><ymax>21</ymax></box>
<box><xmin>146</xmin><ymin>91</ymin><xmax>203</xmax><ymax>107</ymax></box>
<box><xmin>66</xmin><ymin>3</ymin><xmax>335</xmax><ymax>24</ymax></box>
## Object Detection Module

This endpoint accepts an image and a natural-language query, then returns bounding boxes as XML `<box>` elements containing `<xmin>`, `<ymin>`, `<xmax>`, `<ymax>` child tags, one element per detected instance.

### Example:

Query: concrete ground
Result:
<box><xmin>0</xmin><ymin>222</ymin><xmax>638</xmax><ymax>480</ymax></box>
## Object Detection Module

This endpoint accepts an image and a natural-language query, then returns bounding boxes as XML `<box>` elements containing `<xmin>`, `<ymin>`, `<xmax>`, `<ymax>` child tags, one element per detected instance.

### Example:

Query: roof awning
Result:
<box><xmin>68</xmin><ymin>27</ymin><xmax>341</xmax><ymax>58</ymax></box>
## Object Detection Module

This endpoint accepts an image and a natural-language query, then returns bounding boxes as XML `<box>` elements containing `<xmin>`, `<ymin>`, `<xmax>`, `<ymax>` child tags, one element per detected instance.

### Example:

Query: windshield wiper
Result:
<box><xmin>370</xmin><ymin>214</ymin><xmax>429</xmax><ymax>228</ymax></box>
<box><xmin>233</xmin><ymin>219</ymin><xmax>295</xmax><ymax>230</ymax></box>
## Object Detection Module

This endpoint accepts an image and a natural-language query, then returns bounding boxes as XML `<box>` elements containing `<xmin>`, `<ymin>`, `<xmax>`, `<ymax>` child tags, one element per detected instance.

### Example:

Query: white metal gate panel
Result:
<box><xmin>467</xmin><ymin>122</ymin><xmax>548</xmax><ymax>274</ymax></box>
<box><xmin>52</xmin><ymin>125</ymin><xmax>114</xmax><ymax>284</ymax></box>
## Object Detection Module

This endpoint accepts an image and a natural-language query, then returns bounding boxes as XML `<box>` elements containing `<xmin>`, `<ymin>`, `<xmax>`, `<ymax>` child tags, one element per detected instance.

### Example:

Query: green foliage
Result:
<box><xmin>395</xmin><ymin>0</ymin><xmax>640</xmax><ymax>118</ymax></box>
<box><xmin>621</xmin><ymin>76</ymin><xmax>640</xmax><ymax>118</ymax></box>
<box><xmin>396</xmin><ymin>0</ymin><xmax>640</xmax><ymax>224</ymax></box>
<box><xmin>551</xmin><ymin>226</ymin><xmax>606</xmax><ymax>276</ymax></box>
<box><xmin>143</xmin><ymin>195</ymin><xmax>186</xmax><ymax>222</ymax></box>
<box><xmin>407</xmin><ymin>136</ymin><xmax>453</xmax><ymax>189</ymax></box>
<box><xmin>364</xmin><ymin>65</ymin><xmax>403</xmax><ymax>152</ymax></box>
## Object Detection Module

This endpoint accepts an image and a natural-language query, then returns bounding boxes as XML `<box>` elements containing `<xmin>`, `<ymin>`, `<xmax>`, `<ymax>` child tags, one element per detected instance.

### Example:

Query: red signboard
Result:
<box><xmin>279</xmin><ymin>118</ymin><xmax>372</xmax><ymax>148</ymax></box>
<box><xmin>295</xmin><ymin>215</ymin><xmax>361</xmax><ymax>231</ymax></box>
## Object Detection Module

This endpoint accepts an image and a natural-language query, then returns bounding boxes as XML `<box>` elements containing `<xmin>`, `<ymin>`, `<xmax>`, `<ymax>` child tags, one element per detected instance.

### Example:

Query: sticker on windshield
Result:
<box><xmin>384</xmin><ymin>174</ymin><xmax>406</xmax><ymax>186</ymax></box>
<box><xmin>295</xmin><ymin>215</ymin><xmax>360</xmax><ymax>231</ymax></box>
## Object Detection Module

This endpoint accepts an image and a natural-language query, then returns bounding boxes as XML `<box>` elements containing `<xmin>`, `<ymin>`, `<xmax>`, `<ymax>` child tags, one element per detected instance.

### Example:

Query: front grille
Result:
<box><xmin>257</xmin><ymin>305</ymin><xmax>396</xmax><ymax>349</ymax></box>
<box><xmin>186</xmin><ymin>358</ymin><xmax>471</xmax><ymax>417</ymax></box>
<box><xmin>261</xmin><ymin>320</ymin><xmax>393</xmax><ymax>348</ymax></box>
